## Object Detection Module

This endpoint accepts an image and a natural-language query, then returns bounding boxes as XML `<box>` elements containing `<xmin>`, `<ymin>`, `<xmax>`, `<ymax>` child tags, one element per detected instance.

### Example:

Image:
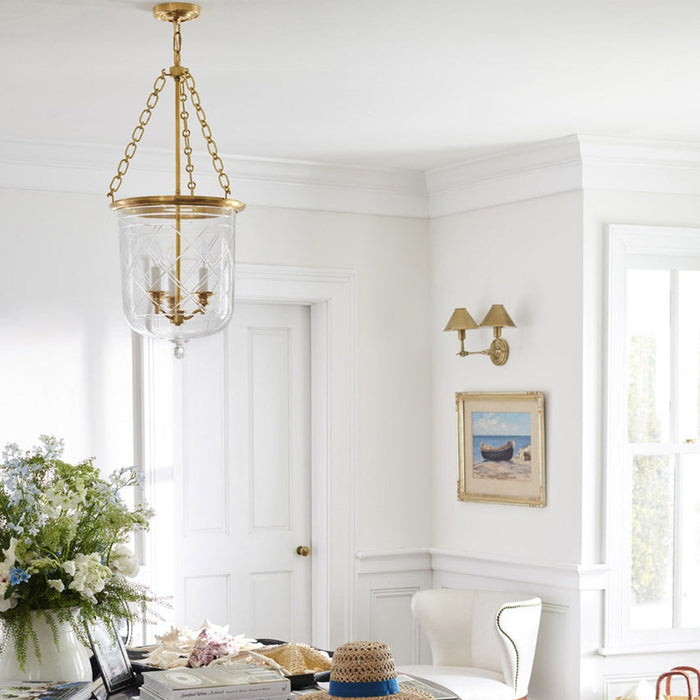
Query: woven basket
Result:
<box><xmin>653</xmin><ymin>668</ymin><xmax>700</xmax><ymax>700</ymax></box>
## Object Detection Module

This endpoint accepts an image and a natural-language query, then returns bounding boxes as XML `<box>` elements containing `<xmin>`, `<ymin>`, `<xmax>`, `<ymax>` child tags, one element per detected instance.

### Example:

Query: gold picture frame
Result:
<box><xmin>457</xmin><ymin>391</ymin><xmax>545</xmax><ymax>507</ymax></box>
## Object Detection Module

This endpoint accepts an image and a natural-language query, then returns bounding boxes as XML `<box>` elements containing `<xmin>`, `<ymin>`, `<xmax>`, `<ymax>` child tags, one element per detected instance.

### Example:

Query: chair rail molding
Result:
<box><xmin>355</xmin><ymin>549</ymin><xmax>432</xmax><ymax>575</ymax></box>
<box><xmin>430</xmin><ymin>549</ymin><xmax>610</xmax><ymax>591</ymax></box>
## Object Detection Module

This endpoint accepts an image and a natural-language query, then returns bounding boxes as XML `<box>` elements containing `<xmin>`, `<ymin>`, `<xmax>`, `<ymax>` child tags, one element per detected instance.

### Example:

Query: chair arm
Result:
<box><xmin>494</xmin><ymin>597</ymin><xmax>542</xmax><ymax>698</ymax></box>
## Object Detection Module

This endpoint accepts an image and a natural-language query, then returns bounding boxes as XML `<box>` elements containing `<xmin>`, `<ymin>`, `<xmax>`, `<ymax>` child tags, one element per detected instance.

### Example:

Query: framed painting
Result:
<box><xmin>456</xmin><ymin>391</ymin><xmax>545</xmax><ymax>507</ymax></box>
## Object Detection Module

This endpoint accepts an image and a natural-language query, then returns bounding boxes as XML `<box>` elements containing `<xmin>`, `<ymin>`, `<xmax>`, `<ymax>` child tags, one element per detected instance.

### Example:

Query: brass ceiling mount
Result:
<box><xmin>152</xmin><ymin>3</ymin><xmax>200</xmax><ymax>23</ymax></box>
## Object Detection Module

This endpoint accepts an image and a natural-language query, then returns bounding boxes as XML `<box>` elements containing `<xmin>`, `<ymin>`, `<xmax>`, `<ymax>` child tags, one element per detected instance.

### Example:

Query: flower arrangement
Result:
<box><xmin>0</xmin><ymin>436</ymin><xmax>156</xmax><ymax>669</ymax></box>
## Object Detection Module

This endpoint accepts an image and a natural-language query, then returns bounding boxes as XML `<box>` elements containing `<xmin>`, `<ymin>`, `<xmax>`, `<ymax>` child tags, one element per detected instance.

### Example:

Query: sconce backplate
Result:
<box><xmin>488</xmin><ymin>338</ymin><xmax>509</xmax><ymax>366</ymax></box>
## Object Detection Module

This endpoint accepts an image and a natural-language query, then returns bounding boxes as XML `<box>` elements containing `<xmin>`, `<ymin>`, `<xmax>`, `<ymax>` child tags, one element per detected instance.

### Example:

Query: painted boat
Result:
<box><xmin>480</xmin><ymin>439</ymin><xmax>515</xmax><ymax>462</ymax></box>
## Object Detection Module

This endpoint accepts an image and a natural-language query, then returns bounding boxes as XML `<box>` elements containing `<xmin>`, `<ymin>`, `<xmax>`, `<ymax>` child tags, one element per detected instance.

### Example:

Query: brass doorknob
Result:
<box><xmin>296</xmin><ymin>545</ymin><xmax>311</xmax><ymax>557</ymax></box>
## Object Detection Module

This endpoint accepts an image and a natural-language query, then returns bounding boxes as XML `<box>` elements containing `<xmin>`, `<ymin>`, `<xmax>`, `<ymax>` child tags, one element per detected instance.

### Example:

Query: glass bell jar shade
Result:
<box><xmin>114</xmin><ymin>196</ymin><xmax>244</xmax><ymax>357</ymax></box>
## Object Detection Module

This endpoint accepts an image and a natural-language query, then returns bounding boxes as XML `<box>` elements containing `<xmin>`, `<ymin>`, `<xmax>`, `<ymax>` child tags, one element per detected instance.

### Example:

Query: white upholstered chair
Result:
<box><xmin>399</xmin><ymin>588</ymin><xmax>542</xmax><ymax>700</ymax></box>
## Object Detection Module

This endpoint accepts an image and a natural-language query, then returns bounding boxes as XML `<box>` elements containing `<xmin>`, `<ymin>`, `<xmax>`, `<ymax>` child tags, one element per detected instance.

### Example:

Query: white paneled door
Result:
<box><xmin>152</xmin><ymin>302</ymin><xmax>312</xmax><ymax>642</ymax></box>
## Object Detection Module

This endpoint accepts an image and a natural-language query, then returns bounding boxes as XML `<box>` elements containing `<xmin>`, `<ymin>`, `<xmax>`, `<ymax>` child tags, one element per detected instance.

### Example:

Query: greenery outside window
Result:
<box><xmin>607</xmin><ymin>226</ymin><xmax>700</xmax><ymax>649</ymax></box>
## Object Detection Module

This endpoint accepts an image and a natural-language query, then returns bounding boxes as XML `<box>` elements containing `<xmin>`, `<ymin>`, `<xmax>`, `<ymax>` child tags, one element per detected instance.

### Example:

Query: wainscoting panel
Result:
<box><xmin>369</xmin><ymin>588</ymin><xmax>421</xmax><ymax>665</ymax></box>
<box><xmin>354</xmin><ymin>551</ymin><xmax>432</xmax><ymax>665</ymax></box>
<box><xmin>604</xmin><ymin>674</ymin><xmax>658</xmax><ymax>700</ymax></box>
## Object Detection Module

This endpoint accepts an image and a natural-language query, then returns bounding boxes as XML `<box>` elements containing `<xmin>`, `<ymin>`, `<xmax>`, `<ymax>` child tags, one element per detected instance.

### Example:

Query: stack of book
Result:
<box><xmin>140</xmin><ymin>665</ymin><xmax>292</xmax><ymax>700</ymax></box>
<box><xmin>0</xmin><ymin>681</ymin><xmax>93</xmax><ymax>700</ymax></box>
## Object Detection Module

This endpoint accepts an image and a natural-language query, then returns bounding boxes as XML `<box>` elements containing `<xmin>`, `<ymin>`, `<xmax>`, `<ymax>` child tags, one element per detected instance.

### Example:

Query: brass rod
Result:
<box><xmin>174</xmin><ymin>20</ymin><xmax>182</xmax><ymax>309</ymax></box>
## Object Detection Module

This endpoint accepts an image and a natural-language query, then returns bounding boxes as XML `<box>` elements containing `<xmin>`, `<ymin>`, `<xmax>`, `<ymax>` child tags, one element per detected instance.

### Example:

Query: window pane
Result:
<box><xmin>680</xmin><ymin>454</ymin><xmax>700</xmax><ymax>627</ymax></box>
<box><xmin>679</xmin><ymin>271</ymin><xmax>700</xmax><ymax>442</ymax></box>
<box><xmin>630</xmin><ymin>454</ymin><xmax>674</xmax><ymax>630</ymax></box>
<box><xmin>626</xmin><ymin>270</ymin><xmax>670</xmax><ymax>443</ymax></box>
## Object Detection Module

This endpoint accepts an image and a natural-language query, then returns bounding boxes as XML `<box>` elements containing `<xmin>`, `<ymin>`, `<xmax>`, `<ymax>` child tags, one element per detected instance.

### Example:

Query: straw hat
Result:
<box><xmin>306</xmin><ymin>641</ymin><xmax>430</xmax><ymax>700</ymax></box>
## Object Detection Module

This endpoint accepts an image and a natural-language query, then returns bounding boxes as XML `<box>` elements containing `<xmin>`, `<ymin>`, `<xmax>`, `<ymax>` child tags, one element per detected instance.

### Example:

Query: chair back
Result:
<box><xmin>411</xmin><ymin>588</ymin><xmax>540</xmax><ymax>678</ymax></box>
<box><xmin>411</xmin><ymin>588</ymin><xmax>476</xmax><ymax>666</ymax></box>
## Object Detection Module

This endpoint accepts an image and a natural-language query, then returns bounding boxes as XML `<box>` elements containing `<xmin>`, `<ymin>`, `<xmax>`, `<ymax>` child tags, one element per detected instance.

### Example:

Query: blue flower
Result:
<box><xmin>9</xmin><ymin>567</ymin><xmax>30</xmax><ymax>586</ymax></box>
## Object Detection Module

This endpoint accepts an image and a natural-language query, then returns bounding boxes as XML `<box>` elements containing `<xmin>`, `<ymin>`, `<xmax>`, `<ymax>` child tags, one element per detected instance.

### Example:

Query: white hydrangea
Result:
<box><xmin>108</xmin><ymin>544</ymin><xmax>140</xmax><ymax>578</ymax></box>
<box><xmin>0</xmin><ymin>538</ymin><xmax>20</xmax><ymax>611</ymax></box>
<box><xmin>43</xmin><ymin>486</ymin><xmax>84</xmax><ymax>518</ymax></box>
<box><xmin>62</xmin><ymin>552</ymin><xmax>111</xmax><ymax>603</ymax></box>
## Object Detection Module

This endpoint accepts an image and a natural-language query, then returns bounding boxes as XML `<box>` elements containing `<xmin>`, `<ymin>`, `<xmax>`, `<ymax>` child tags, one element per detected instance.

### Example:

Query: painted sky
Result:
<box><xmin>472</xmin><ymin>411</ymin><xmax>531</xmax><ymax>436</ymax></box>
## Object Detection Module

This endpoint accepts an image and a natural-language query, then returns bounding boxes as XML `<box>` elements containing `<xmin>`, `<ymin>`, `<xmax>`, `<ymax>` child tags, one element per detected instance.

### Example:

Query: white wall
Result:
<box><xmin>430</xmin><ymin>190</ymin><xmax>584</xmax><ymax>562</ymax></box>
<box><xmin>428</xmin><ymin>190</ymin><xmax>585</xmax><ymax>699</ymax></box>
<box><xmin>237</xmin><ymin>205</ymin><xmax>432</xmax><ymax>552</ymax></box>
<box><xmin>0</xmin><ymin>188</ymin><xmax>134</xmax><ymax>469</ymax></box>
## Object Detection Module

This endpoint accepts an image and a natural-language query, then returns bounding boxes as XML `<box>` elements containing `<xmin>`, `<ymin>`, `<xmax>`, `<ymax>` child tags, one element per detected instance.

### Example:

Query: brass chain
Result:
<box><xmin>179</xmin><ymin>86</ymin><xmax>197</xmax><ymax>194</ymax></box>
<box><xmin>173</xmin><ymin>20</ymin><xmax>182</xmax><ymax>66</ymax></box>
<box><xmin>107</xmin><ymin>70</ymin><xmax>167</xmax><ymax>202</ymax></box>
<box><xmin>184</xmin><ymin>70</ymin><xmax>232</xmax><ymax>197</ymax></box>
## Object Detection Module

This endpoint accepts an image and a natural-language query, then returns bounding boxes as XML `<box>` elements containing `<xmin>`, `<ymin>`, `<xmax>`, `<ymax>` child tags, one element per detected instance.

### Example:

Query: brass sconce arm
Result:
<box><xmin>444</xmin><ymin>304</ymin><xmax>516</xmax><ymax>366</ymax></box>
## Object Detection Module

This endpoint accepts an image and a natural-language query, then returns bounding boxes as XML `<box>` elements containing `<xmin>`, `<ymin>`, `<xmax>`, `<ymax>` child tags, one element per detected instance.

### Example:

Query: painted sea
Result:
<box><xmin>473</xmin><ymin>435</ymin><xmax>531</xmax><ymax>463</ymax></box>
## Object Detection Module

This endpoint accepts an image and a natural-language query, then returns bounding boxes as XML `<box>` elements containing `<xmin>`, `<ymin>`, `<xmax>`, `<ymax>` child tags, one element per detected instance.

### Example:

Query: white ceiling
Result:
<box><xmin>5</xmin><ymin>0</ymin><xmax>700</xmax><ymax>171</ymax></box>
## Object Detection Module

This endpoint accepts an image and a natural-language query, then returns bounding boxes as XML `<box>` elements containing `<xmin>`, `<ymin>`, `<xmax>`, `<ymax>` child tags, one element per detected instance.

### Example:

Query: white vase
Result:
<box><xmin>0</xmin><ymin>609</ymin><xmax>92</xmax><ymax>682</ymax></box>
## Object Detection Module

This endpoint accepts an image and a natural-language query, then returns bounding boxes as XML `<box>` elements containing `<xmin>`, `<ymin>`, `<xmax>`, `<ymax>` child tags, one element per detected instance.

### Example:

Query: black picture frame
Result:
<box><xmin>87</xmin><ymin>619</ymin><xmax>138</xmax><ymax>694</ymax></box>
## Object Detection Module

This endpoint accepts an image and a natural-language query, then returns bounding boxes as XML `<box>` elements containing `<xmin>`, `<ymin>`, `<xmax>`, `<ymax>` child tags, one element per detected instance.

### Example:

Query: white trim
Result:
<box><xmin>0</xmin><ymin>139</ymin><xmax>427</xmax><ymax>219</ymax></box>
<box><xmin>11</xmin><ymin>136</ymin><xmax>700</xmax><ymax>220</ymax></box>
<box><xmin>430</xmin><ymin>549</ymin><xmax>609</xmax><ymax>591</ymax></box>
<box><xmin>580</xmin><ymin>136</ymin><xmax>700</xmax><ymax>195</ymax></box>
<box><xmin>599</xmin><ymin>641</ymin><xmax>700</xmax><ymax>657</ymax></box>
<box><xmin>354</xmin><ymin>546</ymin><xmax>610</xmax><ymax>591</ymax></box>
<box><xmin>355</xmin><ymin>549</ymin><xmax>432</xmax><ymax>575</ymax></box>
<box><xmin>426</xmin><ymin>135</ymin><xmax>583</xmax><ymax>218</ymax></box>
<box><xmin>426</xmin><ymin>136</ymin><xmax>700</xmax><ymax>217</ymax></box>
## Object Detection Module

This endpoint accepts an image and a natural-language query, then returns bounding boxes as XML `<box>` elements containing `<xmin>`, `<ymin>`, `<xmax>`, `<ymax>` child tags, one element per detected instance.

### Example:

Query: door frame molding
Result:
<box><xmin>137</xmin><ymin>263</ymin><xmax>356</xmax><ymax>649</ymax></box>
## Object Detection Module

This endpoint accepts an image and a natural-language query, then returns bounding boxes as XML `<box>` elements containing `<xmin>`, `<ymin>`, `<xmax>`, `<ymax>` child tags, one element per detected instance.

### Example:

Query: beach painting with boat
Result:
<box><xmin>457</xmin><ymin>391</ymin><xmax>545</xmax><ymax>506</ymax></box>
<box><xmin>471</xmin><ymin>410</ymin><xmax>532</xmax><ymax>480</ymax></box>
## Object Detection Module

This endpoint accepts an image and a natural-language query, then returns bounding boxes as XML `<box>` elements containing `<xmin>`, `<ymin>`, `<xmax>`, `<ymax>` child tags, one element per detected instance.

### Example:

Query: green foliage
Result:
<box><xmin>631</xmin><ymin>455</ymin><xmax>673</xmax><ymax>604</ymax></box>
<box><xmin>627</xmin><ymin>335</ymin><xmax>662</xmax><ymax>443</ymax></box>
<box><xmin>628</xmin><ymin>335</ymin><xmax>672</xmax><ymax>604</ymax></box>
<box><xmin>0</xmin><ymin>436</ymin><xmax>158</xmax><ymax>670</ymax></box>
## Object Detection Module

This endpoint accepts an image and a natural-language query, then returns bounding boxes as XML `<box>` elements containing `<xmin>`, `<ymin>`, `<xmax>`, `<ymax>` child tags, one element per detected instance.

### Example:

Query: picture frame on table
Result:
<box><xmin>456</xmin><ymin>391</ymin><xmax>545</xmax><ymax>507</ymax></box>
<box><xmin>86</xmin><ymin>618</ymin><xmax>138</xmax><ymax>694</ymax></box>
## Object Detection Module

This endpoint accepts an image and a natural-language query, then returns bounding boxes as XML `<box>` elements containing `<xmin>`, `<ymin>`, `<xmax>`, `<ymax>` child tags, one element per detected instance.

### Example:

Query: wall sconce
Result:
<box><xmin>444</xmin><ymin>304</ymin><xmax>515</xmax><ymax>366</ymax></box>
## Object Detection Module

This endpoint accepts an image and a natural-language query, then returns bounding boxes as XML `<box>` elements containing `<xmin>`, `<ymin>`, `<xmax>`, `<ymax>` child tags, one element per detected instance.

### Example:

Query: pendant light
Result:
<box><xmin>107</xmin><ymin>3</ymin><xmax>245</xmax><ymax>358</ymax></box>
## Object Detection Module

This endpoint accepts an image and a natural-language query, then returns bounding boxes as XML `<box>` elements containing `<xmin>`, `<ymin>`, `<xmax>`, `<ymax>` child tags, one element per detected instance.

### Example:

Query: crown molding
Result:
<box><xmin>426</xmin><ymin>135</ymin><xmax>700</xmax><ymax>218</ymax></box>
<box><xmin>426</xmin><ymin>135</ymin><xmax>584</xmax><ymax>218</ymax></box>
<box><xmin>580</xmin><ymin>135</ymin><xmax>700</xmax><ymax>195</ymax></box>
<box><xmin>5</xmin><ymin>136</ymin><xmax>700</xmax><ymax>220</ymax></box>
<box><xmin>0</xmin><ymin>139</ymin><xmax>428</xmax><ymax>219</ymax></box>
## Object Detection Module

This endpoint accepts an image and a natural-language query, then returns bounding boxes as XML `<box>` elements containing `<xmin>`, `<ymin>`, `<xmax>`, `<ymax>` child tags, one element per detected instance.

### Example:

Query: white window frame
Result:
<box><xmin>606</xmin><ymin>224</ymin><xmax>700</xmax><ymax>651</ymax></box>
